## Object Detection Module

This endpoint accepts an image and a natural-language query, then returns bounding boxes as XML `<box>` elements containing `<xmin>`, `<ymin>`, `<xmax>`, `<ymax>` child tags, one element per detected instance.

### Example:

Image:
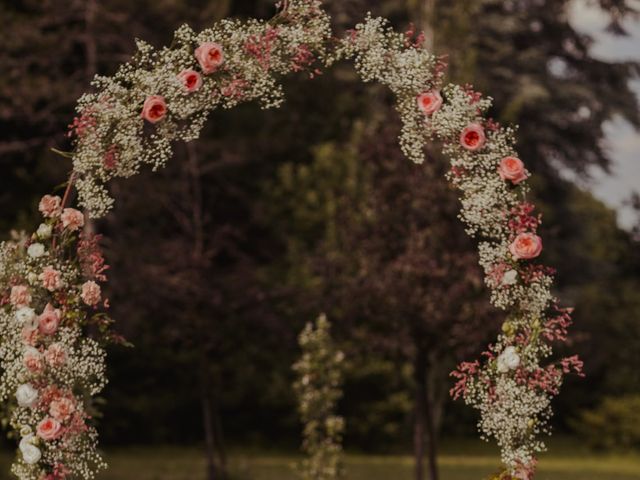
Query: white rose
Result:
<box><xmin>16</xmin><ymin>384</ymin><xmax>38</xmax><ymax>408</ymax></box>
<box><xmin>27</xmin><ymin>243</ymin><xmax>45</xmax><ymax>258</ymax></box>
<box><xmin>19</xmin><ymin>436</ymin><xmax>41</xmax><ymax>465</ymax></box>
<box><xmin>15</xmin><ymin>307</ymin><xmax>36</xmax><ymax>325</ymax></box>
<box><xmin>497</xmin><ymin>346</ymin><xmax>521</xmax><ymax>373</ymax></box>
<box><xmin>501</xmin><ymin>269</ymin><xmax>518</xmax><ymax>286</ymax></box>
<box><xmin>36</xmin><ymin>223</ymin><xmax>52</xmax><ymax>240</ymax></box>
<box><xmin>19</xmin><ymin>434</ymin><xmax>34</xmax><ymax>448</ymax></box>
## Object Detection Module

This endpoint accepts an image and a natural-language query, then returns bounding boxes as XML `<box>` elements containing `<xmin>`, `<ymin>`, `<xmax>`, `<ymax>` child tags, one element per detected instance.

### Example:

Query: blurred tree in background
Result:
<box><xmin>1</xmin><ymin>2</ymin><xmax>639</xmax><ymax>480</ymax></box>
<box><xmin>265</xmin><ymin>115</ymin><xmax>498</xmax><ymax>480</ymax></box>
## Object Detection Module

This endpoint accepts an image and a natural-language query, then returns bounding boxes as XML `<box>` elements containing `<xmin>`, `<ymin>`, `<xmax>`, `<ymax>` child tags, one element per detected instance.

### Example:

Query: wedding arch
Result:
<box><xmin>0</xmin><ymin>1</ymin><xmax>583</xmax><ymax>479</ymax></box>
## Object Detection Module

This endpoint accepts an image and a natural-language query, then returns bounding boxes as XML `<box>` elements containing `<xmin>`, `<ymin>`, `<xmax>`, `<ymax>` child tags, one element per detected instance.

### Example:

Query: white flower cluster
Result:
<box><xmin>71</xmin><ymin>0</ymin><xmax>332</xmax><ymax>218</ymax></box>
<box><xmin>0</xmin><ymin>204</ymin><xmax>111</xmax><ymax>479</ymax></box>
<box><xmin>427</xmin><ymin>84</ymin><xmax>565</xmax><ymax>480</ymax></box>
<box><xmin>477</xmin><ymin>376</ymin><xmax>551</xmax><ymax>468</ymax></box>
<box><xmin>331</xmin><ymin>14</ymin><xmax>439</xmax><ymax>165</ymax></box>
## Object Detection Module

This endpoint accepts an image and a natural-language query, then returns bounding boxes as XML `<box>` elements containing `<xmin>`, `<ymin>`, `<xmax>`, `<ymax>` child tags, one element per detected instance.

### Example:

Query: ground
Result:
<box><xmin>1</xmin><ymin>438</ymin><xmax>639</xmax><ymax>479</ymax></box>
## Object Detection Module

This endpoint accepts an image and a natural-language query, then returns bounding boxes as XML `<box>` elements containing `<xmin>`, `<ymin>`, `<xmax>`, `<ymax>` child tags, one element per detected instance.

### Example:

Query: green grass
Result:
<box><xmin>1</xmin><ymin>438</ymin><xmax>639</xmax><ymax>479</ymax></box>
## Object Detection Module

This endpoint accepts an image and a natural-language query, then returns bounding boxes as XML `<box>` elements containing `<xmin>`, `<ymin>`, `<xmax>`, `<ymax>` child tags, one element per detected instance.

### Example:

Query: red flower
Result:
<box><xmin>459</xmin><ymin>123</ymin><xmax>486</xmax><ymax>151</ymax></box>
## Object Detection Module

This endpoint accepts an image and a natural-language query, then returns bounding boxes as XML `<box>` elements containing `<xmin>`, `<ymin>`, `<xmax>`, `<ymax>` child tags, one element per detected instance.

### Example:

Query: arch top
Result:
<box><xmin>69</xmin><ymin>0</ymin><xmax>446</xmax><ymax>218</ymax></box>
<box><xmin>0</xmin><ymin>1</ymin><xmax>582</xmax><ymax>479</ymax></box>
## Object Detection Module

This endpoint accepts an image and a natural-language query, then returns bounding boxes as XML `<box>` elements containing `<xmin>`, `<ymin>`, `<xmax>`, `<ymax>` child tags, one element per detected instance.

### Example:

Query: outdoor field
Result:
<box><xmin>2</xmin><ymin>438</ymin><xmax>639</xmax><ymax>480</ymax></box>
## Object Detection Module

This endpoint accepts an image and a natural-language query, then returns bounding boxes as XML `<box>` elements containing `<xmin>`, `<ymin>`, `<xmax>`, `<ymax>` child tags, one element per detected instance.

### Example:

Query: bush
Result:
<box><xmin>576</xmin><ymin>395</ymin><xmax>640</xmax><ymax>450</ymax></box>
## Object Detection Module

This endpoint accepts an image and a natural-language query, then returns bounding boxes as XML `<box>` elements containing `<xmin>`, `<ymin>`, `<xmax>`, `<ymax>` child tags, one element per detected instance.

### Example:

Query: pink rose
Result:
<box><xmin>37</xmin><ymin>417</ymin><xmax>62</xmax><ymax>441</ymax></box>
<box><xmin>45</xmin><ymin>343</ymin><xmax>67</xmax><ymax>367</ymax></box>
<box><xmin>40</xmin><ymin>267</ymin><xmax>63</xmax><ymax>292</ymax></box>
<box><xmin>22</xmin><ymin>326</ymin><xmax>38</xmax><ymax>346</ymax></box>
<box><xmin>509</xmin><ymin>233</ymin><xmax>543</xmax><ymax>260</ymax></box>
<box><xmin>39</xmin><ymin>195</ymin><xmax>62</xmax><ymax>218</ymax></box>
<box><xmin>141</xmin><ymin>95</ymin><xmax>167</xmax><ymax>123</ymax></box>
<box><xmin>416</xmin><ymin>91</ymin><xmax>443</xmax><ymax>115</ymax></box>
<box><xmin>61</xmin><ymin>208</ymin><xmax>84</xmax><ymax>232</ymax></box>
<box><xmin>10</xmin><ymin>285</ymin><xmax>31</xmax><ymax>307</ymax></box>
<box><xmin>460</xmin><ymin>123</ymin><xmax>486</xmax><ymax>151</ymax></box>
<box><xmin>38</xmin><ymin>303</ymin><xmax>61</xmax><ymax>335</ymax></box>
<box><xmin>499</xmin><ymin>156</ymin><xmax>528</xmax><ymax>184</ymax></box>
<box><xmin>81</xmin><ymin>280</ymin><xmax>101</xmax><ymax>306</ymax></box>
<box><xmin>177</xmin><ymin>69</ymin><xmax>203</xmax><ymax>92</ymax></box>
<box><xmin>195</xmin><ymin>42</ymin><xmax>225</xmax><ymax>74</ymax></box>
<box><xmin>50</xmin><ymin>397</ymin><xmax>76</xmax><ymax>423</ymax></box>
<box><xmin>23</xmin><ymin>347</ymin><xmax>44</xmax><ymax>374</ymax></box>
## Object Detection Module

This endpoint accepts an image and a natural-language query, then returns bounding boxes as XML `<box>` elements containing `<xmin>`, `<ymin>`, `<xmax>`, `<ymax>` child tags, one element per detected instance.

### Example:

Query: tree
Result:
<box><xmin>266</xmin><ymin>117</ymin><xmax>499</xmax><ymax>480</ymax></box>
<box><xmin>422</xmin><ymin>0</ymin><xmax>640</xmax><ymax>177</ymax></box>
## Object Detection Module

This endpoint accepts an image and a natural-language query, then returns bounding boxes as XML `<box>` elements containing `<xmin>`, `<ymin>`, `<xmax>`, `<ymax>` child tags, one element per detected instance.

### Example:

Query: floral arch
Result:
<box><xmin>0</xmin><ymin>1</ymin><xmax>583</xmax><ymax>479</ymax></box>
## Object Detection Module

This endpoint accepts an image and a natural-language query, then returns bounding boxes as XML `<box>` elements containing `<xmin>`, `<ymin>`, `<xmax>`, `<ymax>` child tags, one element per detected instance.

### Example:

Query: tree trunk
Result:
<box><xmin>201</xmin><ymin>385</ymin><xmax>219</xmax><ymax>480</ymax></box>
<box><xmin>424</xmin><ymin>377</ymin><xmax>439</xmax><ymax>480</ymax></box>
<box><xmin>83</xmin><ymin>0</ymin><xmax>98</xmax><ymax>80</ymax></box>
<box><xmin>414</xmin><ymin>350</ymin><xmax>426</xmax><ymax>480</ymax></box>
<box><xmin>201</xmin><ymin>366</ymin><xmax>226</xmax><ymax>480</ymax></box>
<box><xmin>187</xmin><ymin>137</ymin><xmax>227</xmax><ymax>480</ymax></box>
<box><xmin>414</xmin><ymin>347</ymin><xmax>439</xmax><ymax>480</ymax></box>
<box><xmin>213</xmin><ymin>398</ymin><xmax>228</xmax><ymax>472</ymax></box>
<box><xmin>418</xmin><ymin>0</ymin><xmax>437</xmax><ymax>50</ymax></box>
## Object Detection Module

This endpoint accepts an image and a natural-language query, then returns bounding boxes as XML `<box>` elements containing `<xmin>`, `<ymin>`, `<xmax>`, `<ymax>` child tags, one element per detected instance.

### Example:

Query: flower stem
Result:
<box><xmin>61</xmin><ymin>172</ymin><xmax>77</xmax><ymax>211</ymax></box>
<box><xmin>52</xmin><ymin>172</ymin><xmax>78</xmax><ymax>249</ymax></box>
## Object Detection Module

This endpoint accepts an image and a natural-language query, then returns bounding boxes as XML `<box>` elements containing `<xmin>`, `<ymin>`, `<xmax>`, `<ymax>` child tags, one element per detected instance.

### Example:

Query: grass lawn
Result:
<box><xmin>1</xmin><ymin>438</ymin><xmax>639</xmax><ymax>479</ymax></box>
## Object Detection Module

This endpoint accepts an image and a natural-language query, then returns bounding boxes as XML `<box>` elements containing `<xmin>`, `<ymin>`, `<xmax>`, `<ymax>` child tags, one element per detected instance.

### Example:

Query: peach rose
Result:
<box><xmin>81</xmin><ymin>280</ymin><xmax>101</xmax><ymax>306</ymax></box>
<box><xmin>50</xmin><ymin>397</ymin><xmax>76</xmax><ymax>423</ymax></box>
<box><xmin>416</xmin><ymin>91</ymin><xmax>443</xmax><ymax>115</ymax></box>
<box><xmin>195</xmin><ymin>42</ymin><xmax>224</xmax><ymax>74</ymax></box>
<box><xmin>460</xmin><ymin>123</ymin><xmax>486</xmax><ymax>151</ymax></box>
<box><xmin>38</xmin><ymin>303</ymin><xmax>60</xmax><ymax>336</ymax></box>
<box><xmin>23</xmin><ymin>347</ymin><xmax>44</xmax><ymax>374</ymax></box>
<box><xmin>499</xmin><ymin>156</ymin><xmax>528</xmax><ymax>184</ymax></box>
<box><xmin>509</xmin><ymin>233</ymin><xmax>543</xmax><ymax>260</ymax></box>
<box><xmin>38</xmin><ymin>195</ymin><xmax>62</xmax><ymax>218</ymax></box>
<box><xmin>37</xmin><ymin>418</ymin><xmax>62</xmax><ymax>441</ymax></box>
<box><xmin>40</xmin><ymin>267</ymin><xmax>63</xmax><ymax>292</ymax></box>
<box><xmin>10</xmin><ymin>285</ymin><xmax>31</xmax><ymax>307</ymax></box>
<box><xmin>177</xmin><ymin>69</ymin><xmax>203</xmax><ymax>92</ymax></box>
<box><xmin>61</xmin><ymin>208</ymin><xmax>85</xmax><ymax>231</ymax></box>
<box><xmin>141</xmin><ymin>95</ymin><xmax>167</xmax><ymax>123</ymax></box>
<box><xmin>45</xmin><ymin>343</ymin><xmax>67</xmax><ymax>368</ymax></box>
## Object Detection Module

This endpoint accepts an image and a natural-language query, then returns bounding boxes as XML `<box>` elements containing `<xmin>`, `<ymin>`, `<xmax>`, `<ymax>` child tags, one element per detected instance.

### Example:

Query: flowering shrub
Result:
<box><xmin>293</xmin><ymin>314</ymin><xmax>345</xmax><ymax>480</ymax></box>
<box><xmin>0</xmin><ymin>0</ymin><xmax>582</xmax><ymax>478</ymax></box>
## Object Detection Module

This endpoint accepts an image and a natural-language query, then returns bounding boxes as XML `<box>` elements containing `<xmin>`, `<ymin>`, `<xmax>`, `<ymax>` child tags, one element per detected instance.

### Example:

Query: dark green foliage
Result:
<box><xmin>0</xmin><ymin>0</ymin><xmax>638</xmax><ymax>457</ymax></box>
<box><xmin>576</xmin><ymin>396</ymin><xmax>640</xmax><ymax>449</ymax></box>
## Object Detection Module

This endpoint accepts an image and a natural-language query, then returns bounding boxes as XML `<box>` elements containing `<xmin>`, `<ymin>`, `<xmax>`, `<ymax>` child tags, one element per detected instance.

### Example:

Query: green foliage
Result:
<box><xmin>341</xmin><ymin>357</ymin><xmax>413</xmax><ymax>450</ymax></box>
<box><xmin>293</xmin><ymin>314</ymin><xmax>345</xmax><ymax>480</ymax></box>
<box><xmin>576</xmin><ymin>396</ymin><xmax>640</xmax><ymax>450</ymax></box>
<box><xmin>430</xmin><ymin>0</ymin><xmax>640</xmax><ymax>176</ymax></box>
<box><xmin>0</xmin><ymin>0</ymin><xmax>639</xmax><ymax>454</ymax></box>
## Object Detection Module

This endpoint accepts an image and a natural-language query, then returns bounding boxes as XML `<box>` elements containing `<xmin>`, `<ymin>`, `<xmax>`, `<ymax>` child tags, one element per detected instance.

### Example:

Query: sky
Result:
<box><xmin>569</xmin><ymin>0</ymin><xmax>640</xmax><ymax>229</ymax></box>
